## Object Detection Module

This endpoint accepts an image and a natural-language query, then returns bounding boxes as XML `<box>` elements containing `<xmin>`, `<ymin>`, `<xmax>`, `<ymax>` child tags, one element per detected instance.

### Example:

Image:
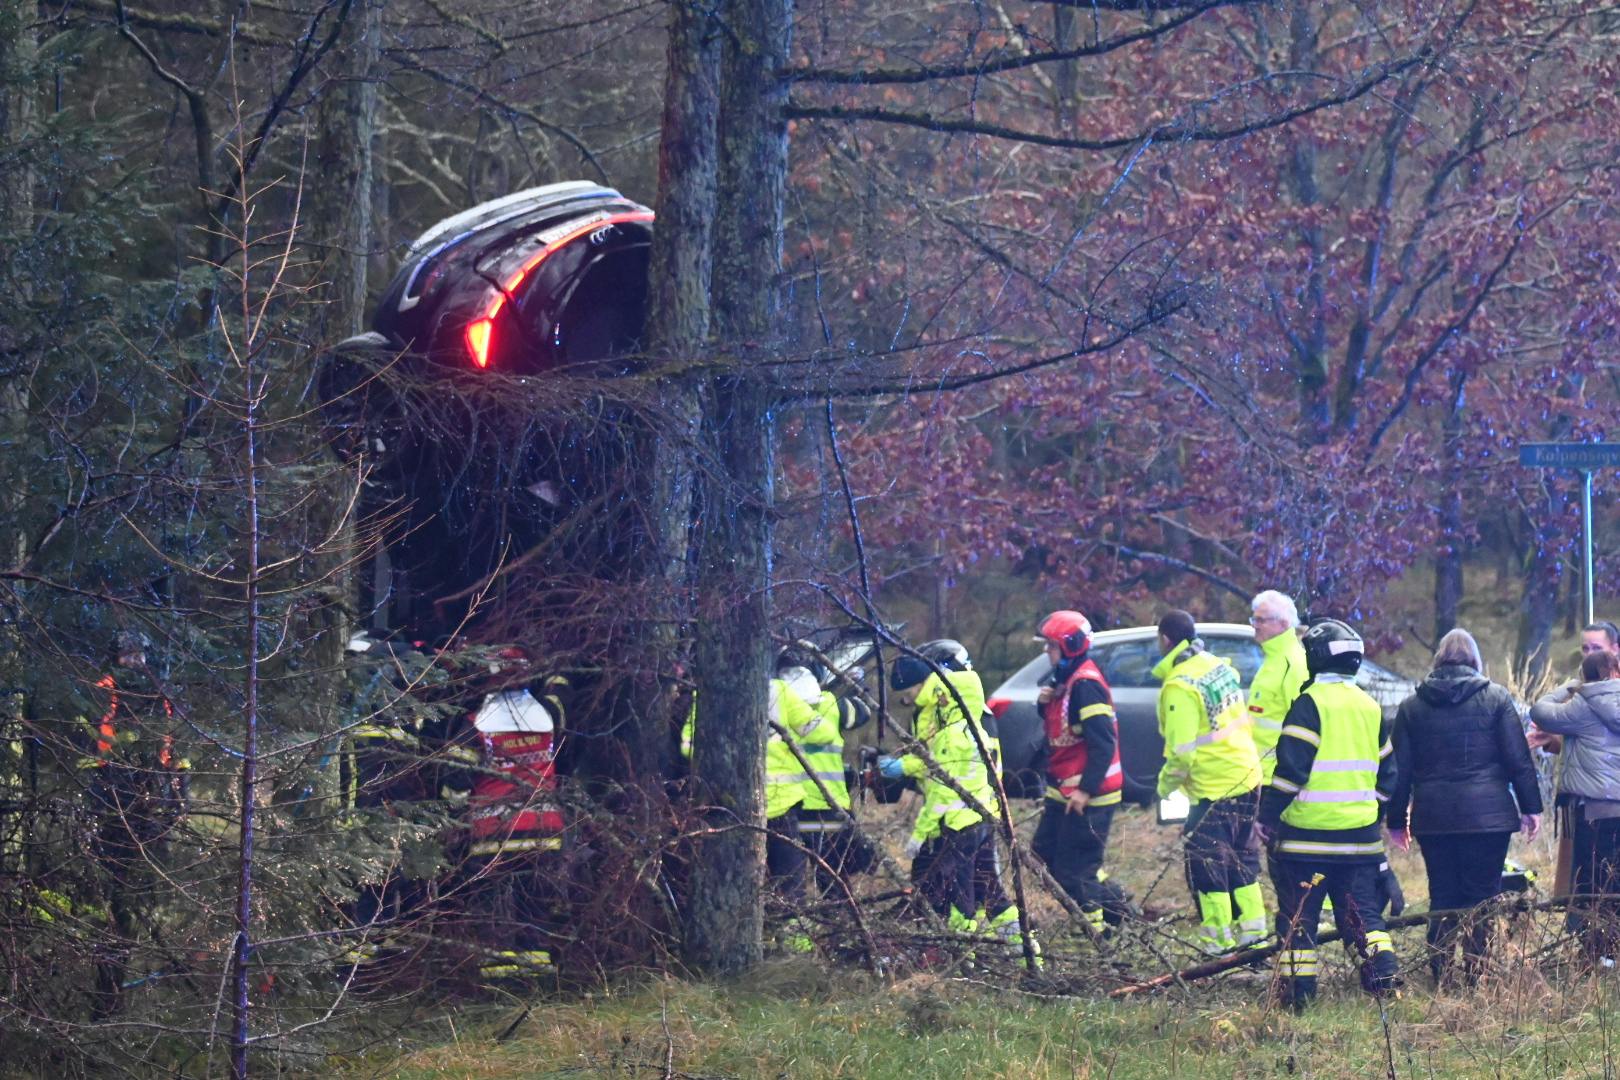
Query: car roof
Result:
<box><xmin>404</xmin><ymin>181</ymin><xmax>625</xmax><ymax>260</ymax></box>
<box><xmin>1088</xmin><ymin>622</ymin><xmax>1254</xmax><ymax>645</ymax></box>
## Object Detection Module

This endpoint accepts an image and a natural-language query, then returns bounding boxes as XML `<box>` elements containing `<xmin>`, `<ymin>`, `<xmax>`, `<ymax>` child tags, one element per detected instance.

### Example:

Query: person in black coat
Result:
<box><xmin>1386</xmin><ymin>627</ymin><xmax>1543</xmax><ymax>985</ymax></box>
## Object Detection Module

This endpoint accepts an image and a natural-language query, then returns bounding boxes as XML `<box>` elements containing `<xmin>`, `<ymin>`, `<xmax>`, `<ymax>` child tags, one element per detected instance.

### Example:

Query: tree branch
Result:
<box><xmin>787</xmin><ymin>54</ymin><xmax>1428</xmax><ymax>152</ymax></box>
<box><xmin>788</xmin><ymin>0</ymin><xmax>1225</xmax><ymax>85</ymax></box>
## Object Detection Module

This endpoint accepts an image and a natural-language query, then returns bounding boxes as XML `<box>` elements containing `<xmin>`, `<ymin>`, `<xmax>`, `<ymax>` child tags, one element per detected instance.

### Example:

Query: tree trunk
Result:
<box><xmin>1433</xmin><ymin>370</ymin><xmax>1466</xmax><ymax>642</ymax></box>
<box><xmin>0</xmin><ymin>0</ymin><xmax>34</xmax><ymax>881</ymax></box>
<box><xmin>1516</xmin><ymin>505</ymin><xmax>1566</xmax><ymax>684</ymax></box>
<box><xmin>682</xmin><ymin>0</ymin><xmax>791</xmax><ymax>976</ymax></box>
<box><xmin>632</xmin><ymin>0</ymin><xmax>719</xmax><ymax>783</ymax></box>
<box><xmin>1051</xmin><ymin>6</ymin><xmax>1077</xmax><ymax>130</ymax></box>
<box><xmin>309</xmin><ymin>0</ymin><xmax>379</xmax><ymax>345</ymax></box>
<box><xmin>296</xmin><ymin>0</ymin><xmax>378</xmax><ymax>797</ymax></box>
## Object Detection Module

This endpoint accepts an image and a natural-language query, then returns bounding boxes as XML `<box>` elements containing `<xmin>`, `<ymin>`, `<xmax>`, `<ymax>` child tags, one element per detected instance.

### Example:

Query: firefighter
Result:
<box><xmin>1152</xmin><ymin>610</ymin><xmax>1268</xmax><ymax>954</ymax></box>
<box><xmin>678</xmin><ymin>663</ymin><xmax>823</xmax><ymax>951</ymax></box>
<box><xmin>775</xmin><ymin>644</ymin><xmax>855</xmax><ymax>891</ymax></box>
<box><xmin>1248</xmin><ymin>591</ymin><xmax>1308</xmax><ymax>782</ymax></box>
<box><xmin>1257</xmin><ymin>619</ymin><xmax>1400</xmax><ymax>1010</ymax></box>
<box><xmin>911</xmin><ymin>639</ymin><xmax>1036</xmax><ymax>960</ymax></box>
<box><xmin>764</xmin><ymin>667</ymin><xmax>822</xmax><ymax>950</ymax></box>
<box><xmin>339</xmin><ymin>632</ymin><xmax>443</xmax><ymax>962</ymax></box>
<box><xmin>1030</xmin><ymin>611</ymin><xmax>1134</xmax><ymax>937</ymax></box>
<box><xmin>877</xmin><ymin>651</ymin><xmax>1005</xmax><ymax>944</ymax></box>
<box><xmin>439</xmin><ymin>646</ymin><xmax>566</xmax><ymax>982</ymax></box>
<box><xmin>82</xmin><ymin>631</ymin><xmax>188</xmax><ymax>1016</ymax></box>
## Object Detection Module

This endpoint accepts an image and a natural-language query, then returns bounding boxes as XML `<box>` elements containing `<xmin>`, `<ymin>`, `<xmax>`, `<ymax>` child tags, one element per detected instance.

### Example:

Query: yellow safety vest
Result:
<box><xmin>1279</xmin><ymin>679</ymin><xmax>1386</xmax><ymax>832</ymax></box>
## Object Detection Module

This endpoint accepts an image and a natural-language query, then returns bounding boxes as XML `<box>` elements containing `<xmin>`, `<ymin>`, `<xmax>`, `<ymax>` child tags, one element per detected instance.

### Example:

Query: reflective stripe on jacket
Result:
<box><xmin>795</xmin><ymin>692</ymin><xmax>851</xmax><ymax>812</ymax></box>
<box><xmin>766</xmin><ymin>679</ymin><xmax>813</xmax><ymax>820</ymax></box>
<box><xmin>1152</xmin><ymin>640</ymin><xmax>1261</xmax><ymax>801</ymax></box>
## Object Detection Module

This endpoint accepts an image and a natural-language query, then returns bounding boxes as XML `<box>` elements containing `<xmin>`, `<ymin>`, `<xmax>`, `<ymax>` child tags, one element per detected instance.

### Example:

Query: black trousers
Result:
<box><xmin>796</xmin><ymin>807</ymin><xmax>864</xmax><ymax>894</ymax></box>
<box><xmin>1568</xmin><ymin>810</ymin><xmax>1620</xmax><ymax>960</ymax></box>
<box><xmin>1416</xmin><ymin>830</ymin><xmax>1510</xmax><ymax>982</ymax></box>
<box><xmin>912</xmin><ymin>823</ymin><xmax>988</xmax><ymax>927</ymax></box>
<box><xmin>1271</xmin><ymin>855</ymin><xmax>1398</xmax><ymax>1006</ymax></box>
<box><xmin>1032</xmin><ymin>801</ymin><xmax>1130</xmax><ymax>921</ymax></box>
<box><xmin>1184</xmin><ymin>793</ymin><xmax>1261</xmax><ymax>894</ymax></box>
<box><xmin>766</xmin><ymin>806</ymin><xmax>807</xmax><ymax>903</ymax></box>
<box><xmin>456</xmin><ymin>851</ymin><xmax>562</xmax><ymax>974</ymax></box>
<box><xmin>972</xmin><ymin>832</ymin><xmax>1015</xmax><ymax>921</ymax></box>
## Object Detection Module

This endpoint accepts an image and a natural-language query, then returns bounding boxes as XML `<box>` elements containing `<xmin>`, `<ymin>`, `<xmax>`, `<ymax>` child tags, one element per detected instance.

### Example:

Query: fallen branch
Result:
<box><xmin>1110</xmin><ymin>893</ymin><xmax>1588</xmax><ymax>997</ymax></box>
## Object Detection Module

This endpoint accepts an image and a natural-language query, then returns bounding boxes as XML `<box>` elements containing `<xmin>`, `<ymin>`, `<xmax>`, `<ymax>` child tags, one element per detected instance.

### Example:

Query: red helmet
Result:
<box><xmin>1039</xmin><ymin>610</ymin><xmax>1092</xmax><ymax>659</ymax></box>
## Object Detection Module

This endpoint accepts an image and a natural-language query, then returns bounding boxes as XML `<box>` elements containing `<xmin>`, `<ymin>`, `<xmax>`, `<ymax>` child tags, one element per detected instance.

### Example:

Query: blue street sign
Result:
<box><xmin>1518</xmin><ymin>442</ymin><xmax>1615</xmax><ymax>626</ymax></box>
<box><xmin>1519</xmin><ymin>443</ymin><xmax>1620</xmax><ymax>470</ymax></box>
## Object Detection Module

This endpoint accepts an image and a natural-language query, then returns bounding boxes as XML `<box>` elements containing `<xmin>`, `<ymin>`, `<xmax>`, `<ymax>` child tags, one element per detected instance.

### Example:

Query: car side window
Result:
<box><xmin>1091</xmin><ymin>641</ymin><xmax>1162</xmax><ymax>688</ymax></box>
<box><xmin>1205</xmin><ymin>636</ymin><xmax>1264</xmax><ymax>686</ymax></box>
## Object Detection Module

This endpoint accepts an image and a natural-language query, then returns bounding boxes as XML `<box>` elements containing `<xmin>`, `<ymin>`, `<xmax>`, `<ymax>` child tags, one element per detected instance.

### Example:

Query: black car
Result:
<box><xmin>985</xmin><ymin>623</ymin><xmax>1415</xmax><ymax>804</ymax></box>
<box><xmin>321</xmin><ymin>182</ymin><xmax>655</xmax><ymax>635</ymax></box>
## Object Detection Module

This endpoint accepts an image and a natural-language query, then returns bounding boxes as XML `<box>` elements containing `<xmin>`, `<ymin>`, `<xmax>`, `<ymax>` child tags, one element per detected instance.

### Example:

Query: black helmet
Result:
<box><xmin>776</xmin><ymin>641</ymin><xmax>830</xmax><ymax>686</ymax></box>
<box><xmin>889</xmin><ymin>655</ymin><xmax>933</xmax><ymax>691</ymax></box>
<box><xmin>1302</xmin><ymin>619</ymin><xmax>1363</xmax><ymax>677</ymax></box>
<box><xmin>920</xmin><ymin>639</ymin><xmax>972</xmax><ymax>671</ymax></box>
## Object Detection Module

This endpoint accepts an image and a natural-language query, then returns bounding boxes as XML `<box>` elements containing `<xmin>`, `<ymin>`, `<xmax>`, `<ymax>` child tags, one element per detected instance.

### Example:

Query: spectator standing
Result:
<box><xmin>1530</xmin><ymin>649</ymin><xmax>1620</xmax><ymax>963</ymax></box>
<box><xmin>1386</xmin><ymin>628</ymin><xmax>1543</xmax><ymax>985</ymax></box>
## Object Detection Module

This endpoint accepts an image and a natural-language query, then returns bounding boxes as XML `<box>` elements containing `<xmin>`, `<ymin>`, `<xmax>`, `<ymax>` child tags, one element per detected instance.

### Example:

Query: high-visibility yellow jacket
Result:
<box><xmin>1248</xmin><ymin>631</ymin><xmax>1308</xmax><ymax>781</ymax></box>
<box><xmin>897</xmin><ymin>670</ymin><xmax>996</xmax><ymax>844</ymax></box>
<box><xmin>1152</xmin><ymin>640</ymin><xmax>1262</xmax><ymax>801</ymax></box>
<box><xmin>765</xmin><ymin>678</ymin><xmax>817</xmax><ymax>820</ymax></box>
<box><xmin>678</xmin><ymin>678</ymin><xmax>849</xmax><ymax>817</ymax></box>
<box><xmin>796</xmin><ymin>693</ymin><xmax>851</xmax><ymax>811</ymax></box>
<box><xmin>1258</xmin><ymin>675</ymin><xmax>1395</xmax><ymax>861</ymax></box>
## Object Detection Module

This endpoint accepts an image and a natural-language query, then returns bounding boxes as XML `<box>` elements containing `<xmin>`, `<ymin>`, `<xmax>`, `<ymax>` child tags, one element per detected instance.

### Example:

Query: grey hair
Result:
<box><xmin>1250</xmin><ymin>590</ymin><xmax>1300</xmax><ymax>627</ymax></box>
<box><xmin>1434</xmin><ymin>627</ymin><xmax>1483</xmax><ymax>671</ymax></box>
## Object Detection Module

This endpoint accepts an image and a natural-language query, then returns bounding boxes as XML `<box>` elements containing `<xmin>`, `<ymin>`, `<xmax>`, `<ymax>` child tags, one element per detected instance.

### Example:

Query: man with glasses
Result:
<box><xmin>1248</xmin><ymin>591</ymin><xmax>1308</xmax><ymax>783</ymax></box>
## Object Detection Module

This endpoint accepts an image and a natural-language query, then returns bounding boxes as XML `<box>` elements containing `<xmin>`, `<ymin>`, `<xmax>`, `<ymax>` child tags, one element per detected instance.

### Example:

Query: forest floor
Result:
<box><xmin>337</xmin><ymin>564</ymin><xmax>1604</xmax><ymax>1078</ymax></box>
<box><xmin>341</xmin><ymin>810</ymin><xmax>1595</xmax><ymax>1080</ymax></box>
<box><xmin>355</xmin><ymin>952</ymin><xmax>1620</xmax><ymax>1079</ymax></box>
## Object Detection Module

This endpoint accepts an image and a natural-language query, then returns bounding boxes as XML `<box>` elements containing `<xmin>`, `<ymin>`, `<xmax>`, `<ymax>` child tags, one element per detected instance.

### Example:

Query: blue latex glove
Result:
<box><xmin>877</xmin><ymin>754</ymin><xmax>905</xmax><ymax>780</ymax></box>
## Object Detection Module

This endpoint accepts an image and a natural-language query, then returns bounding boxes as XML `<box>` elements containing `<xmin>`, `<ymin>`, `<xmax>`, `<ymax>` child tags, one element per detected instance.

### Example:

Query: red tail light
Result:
<box><xmin>986</xmin><ymin>697</ymin><xmax>1011</xmax><ymax>719</ymax></box>
<box><xmin>463</xmin><ymin>209</ymin><xmax>653</xmax><ymax>369</ymax></box>
<box><xmin>465</xmin><ymin>317</ymin><xmax>494</xmax><ymax>368</ymax></box>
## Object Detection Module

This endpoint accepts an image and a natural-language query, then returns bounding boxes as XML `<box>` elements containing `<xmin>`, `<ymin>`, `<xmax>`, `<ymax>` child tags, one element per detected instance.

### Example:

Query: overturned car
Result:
<box><xmin>321</xmin><ymin>182</ymin><xmax>655</xmax><ymax>637</ymax></box>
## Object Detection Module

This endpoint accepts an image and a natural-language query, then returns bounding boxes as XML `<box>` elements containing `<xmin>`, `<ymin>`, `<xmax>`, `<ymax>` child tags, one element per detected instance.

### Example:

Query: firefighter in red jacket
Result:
<box><xmin>83</xmin><ymin>631</ymin><xmax>188</xmax><ymax>1015</ymax></box>
<box><xmin>1030</xmin><ymin>611</ymin><xmax>1134</xmax><ymax>934</ymax></box>
<box><xmin>339</xmin><ymin>632</ymin><xmax>443</xmax><ymax>963</ymax></box>
<box><xmin>439</xmin><ymin>646</ymin><xmax>567</xmax><ymax>982</ymax></box>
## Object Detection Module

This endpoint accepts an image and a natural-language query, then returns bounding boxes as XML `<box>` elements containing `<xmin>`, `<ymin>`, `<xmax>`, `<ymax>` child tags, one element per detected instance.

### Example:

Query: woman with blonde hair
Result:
<box><xmin>1387</xmin><ymin>627</ymin><xmax>1543</xmax><ymax>985</ymax></box>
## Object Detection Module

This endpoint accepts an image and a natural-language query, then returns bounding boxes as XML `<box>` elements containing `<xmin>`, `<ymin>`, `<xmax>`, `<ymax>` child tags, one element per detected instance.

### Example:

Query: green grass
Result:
<box><xmin>332</xmin><ymin>802</ymin><xmax>1586</xmax><ymax>1079</ymax></box>
<box><xmin>352</xmin><ymin>965</ymin><xmax>1620</xmax><ymax>1079</ymax></box>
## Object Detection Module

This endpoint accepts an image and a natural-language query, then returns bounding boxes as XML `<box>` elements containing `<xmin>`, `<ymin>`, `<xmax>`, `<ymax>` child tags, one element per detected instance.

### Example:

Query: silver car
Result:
<box><xmin>985</xmin><ymin>623</ymin><xmax>1415</xmax><ymax>803</ymax></box>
